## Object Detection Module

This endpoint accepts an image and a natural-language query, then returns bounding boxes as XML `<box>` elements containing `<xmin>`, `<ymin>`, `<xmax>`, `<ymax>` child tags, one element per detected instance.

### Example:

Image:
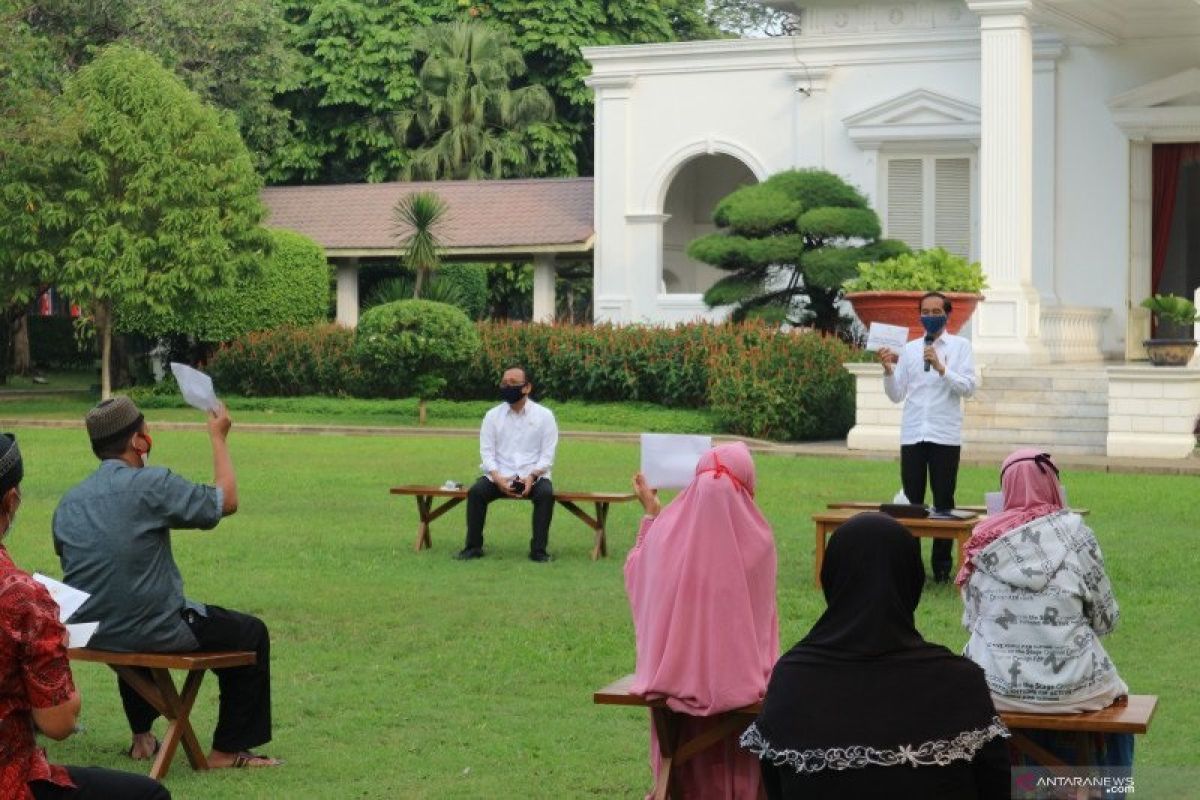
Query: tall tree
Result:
<box><xmin>393</xmin><ymin>191</ymin><xmax>448</xmax><ymax>299</ymax></box>
<box><xmin>29</xmin><ymin>45</ymin><xmax>269</xmax><ymax>397</ymax></box>
<box><xmin>705</xmin><ymin>0</ymin><xmax>800</xmax><ymax>37</ymax></box>
<box><xmin>10</xmin><ymin>0</ymin><xmax>295</xmax><ymax>175</ymax></box>
<box><xmin>688</xmin><ymin>169</ymin><xmax>909</xmax><ymax>332</ymax></box>
<box><xmin>0</xmin><ymin>4</ymin><xmax>76</xmax><ymax>380</ymax></box>
<box><xmin>395</xmin><ymin>22</ymin><xmax>555</xmax><ymax>180</ymax></box>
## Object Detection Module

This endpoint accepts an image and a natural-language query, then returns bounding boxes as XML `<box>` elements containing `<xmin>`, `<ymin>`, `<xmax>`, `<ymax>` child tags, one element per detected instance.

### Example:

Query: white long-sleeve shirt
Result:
<box><xmin>883</xmin><ymin>332</ymin><xmax>977</xmax><ymax>446</ymax></box>
<box><xmin>479</xmin><ymin>399</ymin><xmax>558</xmax><ymax>480</ymax></box>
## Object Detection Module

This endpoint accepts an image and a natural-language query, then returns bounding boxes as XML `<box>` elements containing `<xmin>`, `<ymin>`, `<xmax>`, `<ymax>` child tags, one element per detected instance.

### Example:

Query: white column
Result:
<box><xmin>1126</xmin><ymin>141</ymin><xmax>1153</xmax><ymax>359</ymax></box>
<box><xmin>532</xmin><ymin>254</ymin><xmax>557</xmax><ymax>323</ymax></box>
<box><xmin>844</xmin><ymin>363</ymin><xmax>903</xmax><ymax>452</ymax></box>
<box><xmin>335</xmin><ymin>258</ymin><xmax>359</xmax><ymax>328</ymax></box>
<box><xmin>967</xmin><ymin>1</ymin><xmax>1046</xmax><ymax>363</ymax></box>
<box><xmin>584</xmin><ymin>73</ymin><xmax>636</xmax><ymax>323</ymax></box>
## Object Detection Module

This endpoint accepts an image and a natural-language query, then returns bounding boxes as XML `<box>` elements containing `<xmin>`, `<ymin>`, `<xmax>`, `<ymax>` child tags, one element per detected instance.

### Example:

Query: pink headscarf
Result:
<box><xmin>955</xmin><ymin>448</ymin><xmax>1066</xmax><ymax>586</ymax></box>
<box><xmin>624</xmin><ymin>442</ymin><xmax>779</xmax><ymax>716</ymax></box>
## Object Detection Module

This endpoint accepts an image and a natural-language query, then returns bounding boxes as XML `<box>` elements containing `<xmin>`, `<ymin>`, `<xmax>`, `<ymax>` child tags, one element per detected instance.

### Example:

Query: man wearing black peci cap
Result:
<box><xmin>53</xmin><ymin>396</ymin><xmax>281</xmax><ymax>769</ymax></box>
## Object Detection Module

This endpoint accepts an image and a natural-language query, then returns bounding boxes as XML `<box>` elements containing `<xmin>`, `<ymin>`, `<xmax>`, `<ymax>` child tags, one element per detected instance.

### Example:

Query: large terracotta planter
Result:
<box><xmin>845</xmin><ymin>291</ymin><xmax>984</xmax><ymax>341</ymax></box>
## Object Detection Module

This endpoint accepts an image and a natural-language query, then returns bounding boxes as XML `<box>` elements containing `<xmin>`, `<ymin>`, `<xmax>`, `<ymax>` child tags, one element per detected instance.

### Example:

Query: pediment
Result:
<box><xmin>1110</xmin><ymin>68</ymin><xmax>1200</xmax><ymax>110</ymax></box>
<box><xmin>844</xmin><ymin>89</ymin><xmax>981</xmax><ymax>128</ymax></box>
<box><xmin>844</xmin><ymin>89</ymin><xmax>980</xmax><ymax>148</ymax></box>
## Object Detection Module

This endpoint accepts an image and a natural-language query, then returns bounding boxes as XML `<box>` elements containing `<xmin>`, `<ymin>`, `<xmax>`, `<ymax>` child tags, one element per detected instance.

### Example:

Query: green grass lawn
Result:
<box><xmin>0</xmin><ymin>394</ymin><xmax>719</xmax><ymax>434</ymax></box>
<box><xmin>5</xmin><ymin>426</ymin><xmax>1196</xmax><ymax>799</ymax></box>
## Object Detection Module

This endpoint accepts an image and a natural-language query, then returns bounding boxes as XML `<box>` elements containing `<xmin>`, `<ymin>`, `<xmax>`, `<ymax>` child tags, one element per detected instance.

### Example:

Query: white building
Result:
<box><xmin>584</xmin><ymin>0</ymin><xmax>1200</xmax><ymax>458</ymax></box>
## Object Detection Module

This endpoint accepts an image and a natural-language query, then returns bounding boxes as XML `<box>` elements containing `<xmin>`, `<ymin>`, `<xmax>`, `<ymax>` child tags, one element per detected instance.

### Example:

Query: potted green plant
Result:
<box><xmin>1140</xmin><ymin>294</ymin><xmax>1199</xmax><ymax>366</ymax></box>
<box><xmin>843</xmin><ymin>248</ymin><xmax>988</xmax><ymax>340</ymax></box>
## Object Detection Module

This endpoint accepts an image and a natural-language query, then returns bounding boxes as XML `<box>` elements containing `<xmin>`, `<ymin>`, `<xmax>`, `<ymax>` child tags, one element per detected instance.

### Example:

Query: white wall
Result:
<box><xmin>586</xmin><ymin>16</ymin><xmax>1200</xmax><ymax>345</ymax></box>
<box><xmin>1053</xmin><ymin>39</ymin><xmax>1200</xmax><ymax>355</ymax></box>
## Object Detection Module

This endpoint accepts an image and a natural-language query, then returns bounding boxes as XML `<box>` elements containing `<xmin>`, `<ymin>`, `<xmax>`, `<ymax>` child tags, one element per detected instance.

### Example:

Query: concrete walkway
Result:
<box><xmin>5</xmin><ymin>417</ymin><xmax>1198</xmax><ymax>476</ymax></box>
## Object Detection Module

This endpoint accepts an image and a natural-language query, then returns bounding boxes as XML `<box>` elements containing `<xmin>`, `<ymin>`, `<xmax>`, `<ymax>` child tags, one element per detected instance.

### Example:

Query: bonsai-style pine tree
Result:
<box><xmin>688</xmin><ymin>169</ymin><xmax>908</xmax><ymax>331</ymax></box>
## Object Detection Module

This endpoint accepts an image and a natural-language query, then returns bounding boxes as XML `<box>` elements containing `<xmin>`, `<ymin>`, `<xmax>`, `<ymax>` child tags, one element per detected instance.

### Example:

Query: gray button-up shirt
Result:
<box><xmin>53</xmin><ymin>460</ymin><xmax>224</xmax><ymax>653</ymax></box>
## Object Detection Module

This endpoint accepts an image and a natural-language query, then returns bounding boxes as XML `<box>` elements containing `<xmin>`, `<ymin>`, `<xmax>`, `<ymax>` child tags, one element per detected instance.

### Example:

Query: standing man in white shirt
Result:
<box><xmin>456</xmin><ymin>366</ymin><xmax>559</xmax><ymax>563</ymax></box>
<box><xmin>877</xmin><ymin>292</ymin><xmax>977</xmax><ymax>582</ymax></box>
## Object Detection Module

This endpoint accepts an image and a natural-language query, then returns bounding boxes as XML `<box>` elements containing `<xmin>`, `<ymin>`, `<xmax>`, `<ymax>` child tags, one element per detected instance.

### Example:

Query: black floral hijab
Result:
<box><xmin>742</xmin><ymin>513</ymin><xmax>1006</xmax><ymax>773</ymax></box>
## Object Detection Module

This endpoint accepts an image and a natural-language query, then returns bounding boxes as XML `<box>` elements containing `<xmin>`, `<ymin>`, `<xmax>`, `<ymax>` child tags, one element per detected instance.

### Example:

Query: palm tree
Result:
<box><xmin>393</xmin><ymin>191</ymin><xmax>448</xmax><ymax>299</ymax></box>
<box><xmin>395</xmin><ymin>22</ymin><xmax>555</xmax><ymax>180</ymax></box>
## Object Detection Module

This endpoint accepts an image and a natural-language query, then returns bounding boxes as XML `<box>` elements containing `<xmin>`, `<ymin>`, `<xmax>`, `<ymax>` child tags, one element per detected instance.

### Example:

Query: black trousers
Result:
<box><xmin>119</xmin><ymin>604</ymin><xmax>271</xmax><ymax>754</ymax></box>
<box><xmin>464</xmin><ymin>475</ymin><xmax>554</xmax><ymax>554</ymax></box>
<box><xmin>30</xmin><ymin>766</ymin><xmax>170</xmax><ymax>800</ymax></box>
<box><xmin>900</xmin><ymin>441</ymin><xmax>961</xmax><ymax>575</ymax></box>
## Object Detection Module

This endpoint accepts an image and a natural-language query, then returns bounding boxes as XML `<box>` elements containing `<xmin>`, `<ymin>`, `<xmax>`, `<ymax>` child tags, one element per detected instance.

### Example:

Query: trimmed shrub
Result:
<box><xmin>437</xmin><ymin>263</ymin><xmax>489</xmax><ymax>320</ymax></box>
<box><xmin>30</xmin><ymin>316</ymin><xmax>92</xmax><ymax>368</ymax></box>
<box><xmin>353</xmin><ymin>300</ymin><xmax>480</xmax><ymax>399</ymax></box>
<box><xmin>707</xmin><ymin>328</ymin><xmax>859</xmax><ymax>441</ymax></box>
<box><xmin>208</xmin><ymin>324</ymin><xmax>361</xmax><ymax>396</ymax></box>
<box><xmin>118</xmin><ymin>228</ymin><xmax>331</xmax><ymax>342</ymax></box>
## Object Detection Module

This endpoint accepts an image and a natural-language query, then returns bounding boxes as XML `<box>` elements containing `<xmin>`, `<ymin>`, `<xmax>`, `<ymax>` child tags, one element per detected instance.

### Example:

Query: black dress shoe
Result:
<box><xmin>454</xmin><ymin>547</ymin><xmax>484</xmax><ymax>560</ymax></box>
<box><xmin>528</xmin><ymin>551</ymin><xmax>553</xmax><ymax>563</ymax></box>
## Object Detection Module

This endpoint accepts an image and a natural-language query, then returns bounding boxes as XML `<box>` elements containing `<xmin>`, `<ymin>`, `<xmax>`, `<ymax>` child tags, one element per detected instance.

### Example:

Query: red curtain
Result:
<box><xmin>1151</xmin><ymin>143</ymin><xmax>1200</xmax><ymax>295</ymax></box>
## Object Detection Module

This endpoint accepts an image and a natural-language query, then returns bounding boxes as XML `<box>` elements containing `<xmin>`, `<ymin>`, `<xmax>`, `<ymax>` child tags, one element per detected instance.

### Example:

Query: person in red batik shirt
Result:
<box><xmin>0</xmin><ymin>433</ymin><xmax>168</xmax><ymax>800</ymax></box>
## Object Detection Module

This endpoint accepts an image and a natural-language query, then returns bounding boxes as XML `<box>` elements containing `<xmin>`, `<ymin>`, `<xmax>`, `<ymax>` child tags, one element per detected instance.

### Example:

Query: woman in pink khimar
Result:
<box><xmin>625</xmin><ymin>441</ymin><xmax>778</xmax><ymax>799</ymax></box>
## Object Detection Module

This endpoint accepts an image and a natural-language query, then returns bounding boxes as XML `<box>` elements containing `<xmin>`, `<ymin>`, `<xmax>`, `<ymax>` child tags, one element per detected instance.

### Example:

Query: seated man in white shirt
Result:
<box><xmin>877</xmin><ymin>291</ymin><xmax>977</xmax><ymax>582</ymax></box>
<box><xmin>456</xmin><ymin>366</ymin><xmax>559</xmax><ymax>563</ymax></box>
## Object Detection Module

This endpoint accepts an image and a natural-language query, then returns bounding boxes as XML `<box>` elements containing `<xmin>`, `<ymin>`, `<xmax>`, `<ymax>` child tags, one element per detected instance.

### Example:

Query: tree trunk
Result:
<box><xmin>11</xmin><ymin>313</ymin><xmax>30</xmax><ymax>377</ymax></box>
<box><xmin>98</xmin><ymin>303</ymin><xmax>113</xmax><ymax>400</ymax></box>
<box><xmin>413</xmin><ymin>269</ymin><xmax>425</xmax><ymax>299</ymax></box>
<box><xmin>418</xmin><ymin>398</ymin><xmax>427</xmax><ymax>427</ymax></box>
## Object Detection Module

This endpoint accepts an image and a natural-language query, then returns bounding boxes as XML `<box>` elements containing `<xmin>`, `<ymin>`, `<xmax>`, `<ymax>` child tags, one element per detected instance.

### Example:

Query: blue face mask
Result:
<box><xmin>920</xmin><ymin>315</ymin><xmax>947</xmax><ymax>337</ymax></box>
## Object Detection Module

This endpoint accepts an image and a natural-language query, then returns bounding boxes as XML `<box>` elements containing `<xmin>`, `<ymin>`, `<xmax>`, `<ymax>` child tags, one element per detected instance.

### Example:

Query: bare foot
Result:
<box><xmin>208</xmin><ymin>749</ymin><xmax>284</xmax><ymax>769</ymax></box>
<box><xmin>128</xmin><ymin>732</ymin><xmax>158</xmax><ymax>761</ymax></box>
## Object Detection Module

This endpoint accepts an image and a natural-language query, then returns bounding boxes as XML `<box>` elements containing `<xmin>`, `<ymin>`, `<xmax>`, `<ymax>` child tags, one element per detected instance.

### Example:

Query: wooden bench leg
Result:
<box><xmin>411</xmin><ymin>495</ymin><xmax>465</xmax><ymax>552</ymax></box>
<box><xmin>592</xmin><ymin>502</ymin><xmax>609</xmax><ymax>560</ymax></box>
<box><xmin>112</xmin><ymin>665</ymin><xmax>208</xmax><ymax>781</ymax></box>
<box><xmin>414</xmin><ymin>496</ymin><xmax>433</xmax><ymax>552</ymax></box>
<box><xmin>650</xmin><ymin>708</ymin><xmax>680</xmax><ymax>800</ymax></box>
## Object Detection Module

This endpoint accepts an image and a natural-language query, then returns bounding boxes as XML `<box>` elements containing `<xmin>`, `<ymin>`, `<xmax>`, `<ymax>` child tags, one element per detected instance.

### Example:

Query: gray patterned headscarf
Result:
<box><xmin>0</xmin><ymin>434</ymin><xmax>22</xmax><ymax>494</ymax></box>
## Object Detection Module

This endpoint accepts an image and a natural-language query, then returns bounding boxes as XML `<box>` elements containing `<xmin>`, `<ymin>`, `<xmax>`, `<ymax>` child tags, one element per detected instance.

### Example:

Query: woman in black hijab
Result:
<box><xmin>740</xmin><ymin>513</ymin><xmax>1010</xmax><ymax>799</ymax></box>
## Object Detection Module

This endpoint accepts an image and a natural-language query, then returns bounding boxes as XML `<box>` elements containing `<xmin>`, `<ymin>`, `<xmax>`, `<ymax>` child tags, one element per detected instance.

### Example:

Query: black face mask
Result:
<box><xmin>500</xmin><ymin>384</ymin><xmax>526</xmax><ymax>405</ymax></box>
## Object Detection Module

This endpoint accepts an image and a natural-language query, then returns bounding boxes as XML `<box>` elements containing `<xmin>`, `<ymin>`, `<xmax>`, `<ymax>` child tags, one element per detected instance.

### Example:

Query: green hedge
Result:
<box><xmin>208</xmin><ymin>321</ymin><xmax>864</xmax><ymax>441</ymax></box>
<box><xmin>118</xmin><ymin>228</ymin><xmax>331</xmax><ymax>341</ymax></box>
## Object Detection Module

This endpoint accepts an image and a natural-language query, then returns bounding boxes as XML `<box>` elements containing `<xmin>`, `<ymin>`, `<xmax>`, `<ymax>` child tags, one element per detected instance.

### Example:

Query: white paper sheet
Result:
<box><xmin>32</xmin><ymin>573</ymin><xmax>90</xmax><ymax>622</ymax></box>
<box><xmin>170</xmin><ymin>362</ymin><xmax>219</xmax><ymax>413</ymax></box>
<box><xmin>640</xmin><ymin>434</ymin><xmax>712</xmax><ymax>490</ymax></box>
<box><xmin>65</xmin><ymin>622</ymin><xmax>99</xmax><ymax>649</ymax></box>
<box><xmin>864</xmin><ymin>322</ymin><xmax>910</xmax><ymax>352</ymax></box>
<box><xmin>984</xmin><ymin>492</ymin><xmax>1004</xmax><ymax>515</ymax></box>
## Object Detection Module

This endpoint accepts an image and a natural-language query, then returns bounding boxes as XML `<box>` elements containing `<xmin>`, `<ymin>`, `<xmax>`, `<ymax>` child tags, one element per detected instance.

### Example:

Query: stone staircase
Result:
<box><xmin>963</xmin><ymin>365</ymin><xmax>1111</xmax><ymax>456</ymax></box>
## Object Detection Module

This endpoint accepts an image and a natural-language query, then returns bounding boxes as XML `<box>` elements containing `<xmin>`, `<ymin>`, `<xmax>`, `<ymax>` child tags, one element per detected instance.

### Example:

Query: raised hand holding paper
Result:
<box><xmin>640</xmin><ymin>434</ymin><xmax>712</xmax><ymax>489</ymax></box>
<box><xmin>865</xmin><ymin>322</ymin><xmax>910</xmax><ymax>352</ymax></box>
<box><xmin>170</xmin><ymin>362</ymin><xmax>220</xmax><ymax>413</ymax></box>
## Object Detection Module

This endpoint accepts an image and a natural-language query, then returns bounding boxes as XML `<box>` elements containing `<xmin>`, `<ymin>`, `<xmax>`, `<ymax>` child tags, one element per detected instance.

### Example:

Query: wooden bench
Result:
<box><xmin>812</xmin><ymin>507</ymin><xmax>980</xmax><ymax>587</ymax></box>
<box><xmin>69</xmin><ymin>648</ymin><xmax>256</xmax><ymax>780</ymax></box>
<box><xmin>826</xmin><ymin>501</ymin><xmax>1090</xmax><ymax>516</ymax></box>
<box><xmin>594</xmin><ymin>674</ymin><xmax>1156</xmax><ymax>799</ymax></box>
<box><xmin>390</xmin><ymin>484</ymin><xmax>636</xmax><ymax>559</ymax></box>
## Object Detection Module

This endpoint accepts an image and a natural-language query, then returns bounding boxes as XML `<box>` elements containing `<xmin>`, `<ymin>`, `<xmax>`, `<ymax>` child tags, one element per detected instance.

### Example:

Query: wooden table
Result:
<box><xmin>68</xmin><ymin>648</ymin><xmax>256</xmax><ymax>780</ymax></box>
<box><xmin>826</xmin><ymin>501</ymin><xmax>1090</xmax><ymax>516</ymax></box>
<box><xmin>812</xmin><ymin>507</ymin><xmax>981</xmax><ymax>587</ymax></box>
<box><xmin>390</xmin><ymin>485</ymin><xmax>636</xmax><ymax>560</ymax></box>
<box><xmin>594</xmin><ymin>674</ymin><xmax>1156</xmax><ymax>800</ymax></box>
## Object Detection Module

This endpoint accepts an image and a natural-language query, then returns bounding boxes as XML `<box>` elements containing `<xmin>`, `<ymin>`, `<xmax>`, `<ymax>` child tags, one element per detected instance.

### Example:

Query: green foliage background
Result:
<box><xmin>115</xmin><ymin>228</ymin><xmax>330</xmax><ymax>342</ymax></box>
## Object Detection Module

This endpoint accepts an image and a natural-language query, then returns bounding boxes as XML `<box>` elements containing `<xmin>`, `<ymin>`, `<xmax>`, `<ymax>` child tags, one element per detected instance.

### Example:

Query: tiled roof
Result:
<box><xmin>261</xmin><ymin>177</ymin><xmax>594</xmax><ymax>256</ymax></box>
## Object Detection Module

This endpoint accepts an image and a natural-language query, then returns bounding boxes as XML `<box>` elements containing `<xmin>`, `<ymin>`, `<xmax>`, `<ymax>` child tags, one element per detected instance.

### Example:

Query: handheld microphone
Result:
<box><xmin>923</xmin><ymin>335</ymin><xmax>934</xmax><ymax>372</ymax></box>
